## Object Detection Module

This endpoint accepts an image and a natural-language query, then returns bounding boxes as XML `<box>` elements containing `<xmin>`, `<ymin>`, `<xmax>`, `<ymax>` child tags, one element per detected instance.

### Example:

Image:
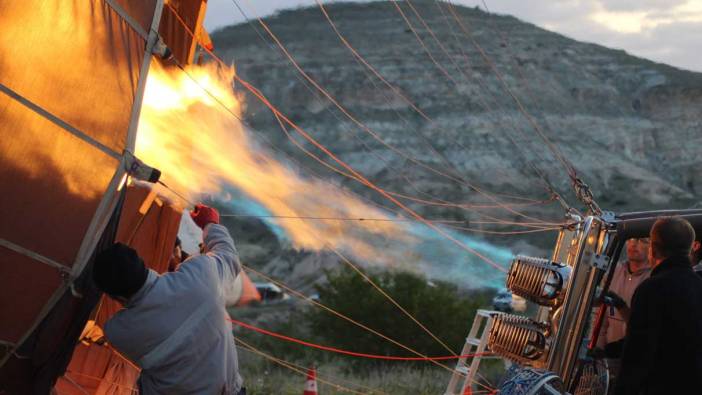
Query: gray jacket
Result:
<box><xmin>105</xmin><ymin>224</ymin><xmax>243</xmax><ymax>394</ymax></box>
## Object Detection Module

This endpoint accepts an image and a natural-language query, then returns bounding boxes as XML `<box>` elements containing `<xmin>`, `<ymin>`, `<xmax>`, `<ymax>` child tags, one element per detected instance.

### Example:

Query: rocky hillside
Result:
<box><xmin>210</xmin><ymin>1</ymin><xmax>702</xmax><ymax>256</ymax></box>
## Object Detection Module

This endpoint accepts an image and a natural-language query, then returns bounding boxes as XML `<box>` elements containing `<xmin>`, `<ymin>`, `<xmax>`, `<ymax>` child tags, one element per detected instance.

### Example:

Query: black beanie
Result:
<box><xmin>93</xmin><ymin>243</ymin><xmax>148</xmax><ymax>299</ymax></box>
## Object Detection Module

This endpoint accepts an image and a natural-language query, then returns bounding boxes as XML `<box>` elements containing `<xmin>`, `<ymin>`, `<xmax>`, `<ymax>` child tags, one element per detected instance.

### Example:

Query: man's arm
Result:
<box><xmin>190</xmin><ymin>204</ymin><xmax>242</xmax><ymax>284</ymax></box>
<box><xmin>202</xmin><ymin>223</ymin><xmax>241</xmax><ymax>281</ymax></box>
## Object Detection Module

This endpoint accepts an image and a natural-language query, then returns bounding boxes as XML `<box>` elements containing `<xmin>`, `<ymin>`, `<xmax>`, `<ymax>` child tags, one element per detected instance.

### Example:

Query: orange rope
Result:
<box><xmin>241</xmin><ymin>265</ymin><xmax>497</xmax><ymax>393</ymax></box>
<box><xmin>231</xmin><ymin>317</ymin><xmax>492</xmax><ymax>361</ymax></box>
<box><xmin>443</xmin><ymin>1</ymin><xmax>577</xmax><ymax>181</ymax></box>
<box><xmin>163</xmin><ymin>3</ymin><xmax>554</xmax><ymax>271</ymax></box>
<box><xmin>434</xmin><ymin>0</ymin><xmax>570</xmax><ymax>211</ymax></box>
<box><xmin>233</xmin><ymin>74</ymin><xmax>509</xmax><ymax>272</ymax></box>
<box><xmin>444</xmin><ymin>224</ymin><xmax>562</xmax><ymax>235</ymax></box>
<box><xmin>314</xmin><ymin>0</ymin><xmax>526</xmax><ymax>195</ymax></box>
<box><xmin>314</xmin><ymin>0</ymin><xmax>565</xmax><ymax>220</ymax></box>
<box><xmin>328</xmin><ymin>246</ymin><xmax>494</xmax><ymax>366</ymax></box>
<box><xmin>404</xmin><ymin>0</ymin><xmax>473</xmax><ymax>82</ymax></box>
<box><xmin>242</xmin><ymin>2</ymin><xmax>555</xmax><ymax>225</ymax></box>
<box><xmin>272</xmin><ymin>109</ymin><xmax>555</xmax><ymax>225</ymax></box>
<box><xmin>396</xmin><ymin>0</ymin><xmax>573</xmax><ymax>212</ymax></box>
<box><xmin>389</xmin><ymin>0</ymin><xmax>459</xmax><ymax>85</ymax></box>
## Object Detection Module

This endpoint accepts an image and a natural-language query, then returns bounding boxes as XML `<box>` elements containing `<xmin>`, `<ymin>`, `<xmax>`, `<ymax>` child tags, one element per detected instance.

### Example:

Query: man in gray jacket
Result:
<box><xmin>93</xmin><ymin>204</ymin><xmax>244</xmax><ymax>394</ymax></box>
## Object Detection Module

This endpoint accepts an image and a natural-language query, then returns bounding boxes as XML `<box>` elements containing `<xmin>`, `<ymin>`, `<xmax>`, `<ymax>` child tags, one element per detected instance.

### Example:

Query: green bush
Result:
<box><xmin>234</xmin><ymin>267</ymin><xmax>502</xmax><ymax>391</ymax></box>
<box><xmin>305</xmin><ymin>266</ymin><xmax>494</xmax><ymax>370</ymax></box>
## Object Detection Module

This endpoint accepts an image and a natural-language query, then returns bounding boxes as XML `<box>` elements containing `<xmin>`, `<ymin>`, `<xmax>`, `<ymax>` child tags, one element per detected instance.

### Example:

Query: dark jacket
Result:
<box><xmin>615</xmin><ymin>256</ymin><xmax>702</xmax><ymax>395</ymax></box>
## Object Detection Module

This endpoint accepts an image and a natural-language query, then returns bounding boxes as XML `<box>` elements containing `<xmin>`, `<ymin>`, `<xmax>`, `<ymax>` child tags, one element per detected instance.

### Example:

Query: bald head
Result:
<box><xmin>649</xmin><ymin>216</ymin><xmax>696</xmax><ymax>265</ymax></box>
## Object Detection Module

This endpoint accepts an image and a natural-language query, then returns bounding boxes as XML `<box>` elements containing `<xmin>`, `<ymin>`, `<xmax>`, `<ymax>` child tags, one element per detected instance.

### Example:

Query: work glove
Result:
<box><xmin>603</xmin><ymin>291</ymin><xmax>626</xmax><ymax>310</ymax></box>
<box><xmin>190</xmin><ymin>203</ymin><xmax>220</xmax><ymax>229</ymax></box>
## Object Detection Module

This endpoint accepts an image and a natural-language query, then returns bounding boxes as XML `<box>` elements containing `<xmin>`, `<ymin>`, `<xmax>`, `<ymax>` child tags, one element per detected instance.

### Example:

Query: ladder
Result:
<box><xmin>444</xmin><ymin>309</ymin><xmax>503</xmax><ymax>395</ymax></box>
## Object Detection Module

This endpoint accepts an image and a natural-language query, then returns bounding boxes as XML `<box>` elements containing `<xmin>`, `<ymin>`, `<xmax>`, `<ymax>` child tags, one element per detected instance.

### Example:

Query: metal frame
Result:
<box><xmin>104</xmin><ymin>0</ymin><xmax>149</xmax><ymax>39</ymax></box>
<box><xmin>69</xmin><ymin>0</ymin><xmax>165</xmax><ymax>299</ymax></box>
<box><xmin>0</xmin><ymin>238</ymin><xmax>71</xmax><ymax>274</ymax></box>
<box><xmin>125</xmin><ymin>0</ymin><xmax>165</xmax><ymax>151</ymax></box>
<box><xmin>461</xmin><ymin>210</ymin><xmax>701</xmax><ymax>393</ymax></box>
<box><xmin>552</xmin><ymin>209</ymin><xmax>702</xmax><ymax>390</ymax></box>
<box><xmin>0</xmin><ymin>0</ymin><xmax>165</xmax><ymax>370</ymax></box>
<box><xmin>0</xmin><ymin>163</ymin><xmax>127</xmax><ymax>368</ymax></box>
<box><xmin>445</xmin><ymin>309</ymin><xmax>504</xmax><ymax>395</ymax></box>
<box><xmin>547</xmin><ymin>217</ymin><xmax>608</xmax><ymax>384</ymax></box>
<box><xmin>534</xmin><ymin>218</ymin><xmax>581</xmax><ymax>324</ymax></box>
<box><xmin>71</xmin><ymin>158</ymin><xmax>129</xmax><ymax>280</ymax></box>
<box><xmin>0</xmin><ymin>83</ymin><xmax>120</xmax><ymax>160</ymax></box>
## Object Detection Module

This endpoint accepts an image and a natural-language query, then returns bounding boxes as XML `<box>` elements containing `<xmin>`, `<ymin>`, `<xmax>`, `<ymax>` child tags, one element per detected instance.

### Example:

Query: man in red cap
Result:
<box><xmin>93</xmin><ymin>204</ymin><xmax>245</xmax><ymax>394</ymax></box>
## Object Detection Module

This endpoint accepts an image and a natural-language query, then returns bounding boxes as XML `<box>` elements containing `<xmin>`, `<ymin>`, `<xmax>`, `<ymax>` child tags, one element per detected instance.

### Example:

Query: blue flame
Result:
<box><xmin>406</xmin><ymin>222</ymin><xmax>512</xmax><ymax>289</ymax></box>
<box><xmin>222</xmin><ymin>193</ymin><xmax>511</xmax><ymax>289</ymax></box>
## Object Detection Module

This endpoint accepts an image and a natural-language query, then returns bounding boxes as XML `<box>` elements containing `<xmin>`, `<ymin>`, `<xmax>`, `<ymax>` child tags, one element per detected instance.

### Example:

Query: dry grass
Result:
<box><xmin>237</xmin><ymin>349</ymin><xmax>507</xmax><ymax>394</ymax></box>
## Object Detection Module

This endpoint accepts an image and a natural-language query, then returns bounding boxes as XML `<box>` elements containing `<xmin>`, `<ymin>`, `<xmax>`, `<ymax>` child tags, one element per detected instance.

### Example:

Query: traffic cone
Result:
<box><xmin>462</xmin><ymin>384</ymin><xmax>472</xmax><ymax>395</ymax></box>
<box><xmin>303</xmin><ymin>365</ymin><xmax>318</xmax><ymax>395</ymax></box>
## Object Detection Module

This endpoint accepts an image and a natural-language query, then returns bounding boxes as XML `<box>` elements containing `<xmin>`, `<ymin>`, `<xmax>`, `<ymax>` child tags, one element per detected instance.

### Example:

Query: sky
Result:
<box><xmin>203</xmin><ymin>0</ymin><xmax>702</xmax><ymax>73</ymax></box>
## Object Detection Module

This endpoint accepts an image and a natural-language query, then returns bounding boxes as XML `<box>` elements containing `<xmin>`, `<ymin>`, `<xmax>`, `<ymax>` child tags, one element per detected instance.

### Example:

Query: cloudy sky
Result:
<box><xmin>203</xmin><ymin>0</ymin><xmax>702</xmax><ymax>73</ymax></box>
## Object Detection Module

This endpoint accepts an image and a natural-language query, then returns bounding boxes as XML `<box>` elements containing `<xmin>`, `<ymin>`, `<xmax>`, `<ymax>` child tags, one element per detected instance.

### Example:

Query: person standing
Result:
<box><xmin>596</xmin><ymin>238</ymin><xmax>651</xmax><ymax>386</ymax></box>
<box><xmin>93</xmin><ymin>204</ymin><xmax>245</xmax><ymax>394</ymax></box>
<box><xmin>615</xmin><ymin>217</ymin><xmax>702</xmax><ymax>395</ymax></box>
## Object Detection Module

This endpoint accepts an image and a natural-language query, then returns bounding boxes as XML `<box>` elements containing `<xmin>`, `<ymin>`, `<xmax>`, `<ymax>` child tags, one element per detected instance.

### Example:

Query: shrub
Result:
<box><xmin>305</xmin><ymin>266</ymin><xmax>493</xmax><ymax>371</ymax></box>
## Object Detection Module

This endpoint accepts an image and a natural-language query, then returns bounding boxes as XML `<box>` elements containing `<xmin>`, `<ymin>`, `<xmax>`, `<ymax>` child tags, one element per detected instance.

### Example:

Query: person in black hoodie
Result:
<box><xmin>616</xmin><ymin>216</ymin><xmax>702</xmax><ymax>395</ymax></box>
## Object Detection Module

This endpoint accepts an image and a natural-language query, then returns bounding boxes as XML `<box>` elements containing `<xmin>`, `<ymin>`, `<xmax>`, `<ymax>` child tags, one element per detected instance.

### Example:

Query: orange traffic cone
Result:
<box><xmin>462</xmin><ymin>384</ymin><xmax>472</xmax><ymax>395</ymax></box>
<box><xmin>303</xmin><ymin>366</ymin><xmax>318</xmax><ymax>395</ymax></box>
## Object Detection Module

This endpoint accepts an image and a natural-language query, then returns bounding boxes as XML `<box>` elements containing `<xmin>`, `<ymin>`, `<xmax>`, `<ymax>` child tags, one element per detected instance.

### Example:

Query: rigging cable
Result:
<box><xmin>442</xmin><ymin>1</ymin><xmax>601</xmax><ymax>214</ymax></box>
<box><xmin>167</xmin><ymin>62</ymin><xmax>561</xmax><ymax>235</ymax></box>
<box><xmin>231</xmin><ymin>7</ymin><xmax>482</xmax><ymax>214</ymax></box>
<box><xmin>391</xmin><ymin>0</ymin><xmax>574</xmax><ymax>213</ymax></box>
<box><xmin>230</xmin><ymin>317</ymin><xmax>492</xmax><ymax>361</ymax></box>
<box><xmin>233</xmin><ymin>348</ymin><xmax>391</xmax><ymax>395</ymax></box>
<box><xmin>235</xmin><ymin>0</ymin><xmax>464</xmax><ymax>219</ymax></box>
<box><xmin>315</xmin><ymin>0</ymin><xmax>531</xmax><ymax>196</ymax></box>
<box><xmin>414</xmin><ymin>0</ymin><xmax>574</xmax><ymax>213</ymax></box>
<box><xmin>270</xmin><ymin>107</ymin><xmax>557</xmax><ymax>227</ymax></box>
<box><xmin>236</xmin><ymin>338</ymin><xmax>367</xmax><ymax>395</ymax></box>
<box><xmin>234</xmin><ymin>0</ymin><xmax>555</xmax><ymax>225</ymax></box>
<box><xmin>315</xmin><ymin>0</ymin><xmax>571</xmax><ymax>216</ymax></box>
<box><xmin>241</xmin><ymin>265</ymin><xmax>496</xmax><ymax>392</ymax></box>
<box><xmin>157</xmin><ymin>180</ymin><xmax>512</xmax><ymax>385</ymax></box>
<box><xmin>166</xmin><ymin>1</ymin><xmax>561</xmax><ymax>229</ymax></box>
<box><xmin>160</xmin><ymin>5</ymin><xmax>509</xmax><ymax>273</ymax></box>
<box><xmin>157</xmin><ymin>18</ymin><xmax>568</xmax><ymax>380</ymax></box>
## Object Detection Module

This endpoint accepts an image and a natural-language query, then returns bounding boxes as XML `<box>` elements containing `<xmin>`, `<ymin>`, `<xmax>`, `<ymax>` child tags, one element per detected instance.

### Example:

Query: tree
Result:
<box><xmin>305</xmin><ymin>266</ymin><xmax>493</xmax><ymax>369</ymax></box>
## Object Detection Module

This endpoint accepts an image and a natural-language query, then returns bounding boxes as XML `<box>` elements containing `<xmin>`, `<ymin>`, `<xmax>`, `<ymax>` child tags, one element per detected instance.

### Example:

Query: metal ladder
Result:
<box><xmin>444</xmin><ymin>309</ymin><xmax>503</xmax><ymax>395</ymax></box>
